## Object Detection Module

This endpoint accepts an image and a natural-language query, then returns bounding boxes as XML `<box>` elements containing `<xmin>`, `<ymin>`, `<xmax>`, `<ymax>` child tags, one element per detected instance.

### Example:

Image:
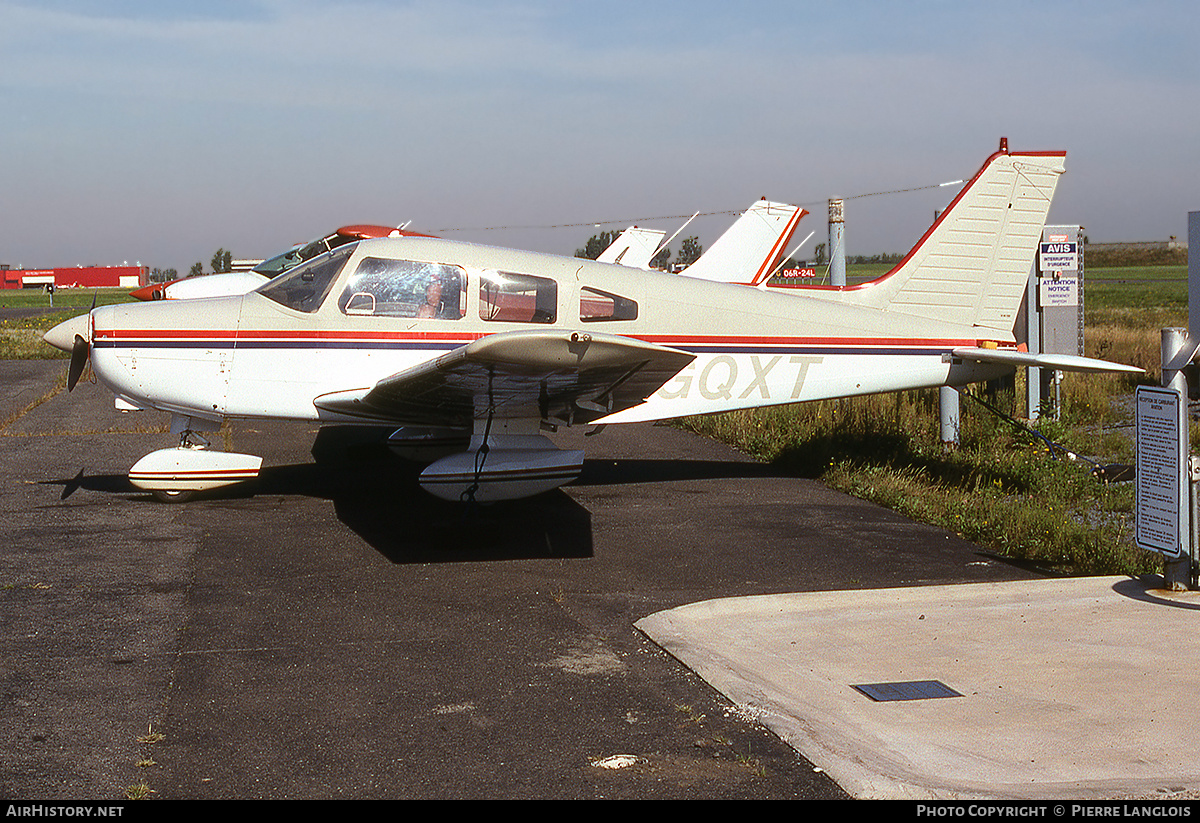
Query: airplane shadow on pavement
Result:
<box><xmin>40</xmin><ymin>425</ymin><xmax>785</xmax><ymax>565</ymax></box>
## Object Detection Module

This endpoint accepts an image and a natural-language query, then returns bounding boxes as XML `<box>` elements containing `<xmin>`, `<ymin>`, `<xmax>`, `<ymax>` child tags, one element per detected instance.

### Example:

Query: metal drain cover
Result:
<box><xmin>852</xmin><ymin>680</ymin><xmax>963</xmax><ymax>702</ymax></box>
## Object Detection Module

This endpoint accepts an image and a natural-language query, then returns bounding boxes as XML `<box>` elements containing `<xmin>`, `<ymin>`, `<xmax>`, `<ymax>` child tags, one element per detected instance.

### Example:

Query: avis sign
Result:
<box><xmin>1039</xmin><ymin>241</ymin><xmax>1078</xmax><ymax>271</ymax></box>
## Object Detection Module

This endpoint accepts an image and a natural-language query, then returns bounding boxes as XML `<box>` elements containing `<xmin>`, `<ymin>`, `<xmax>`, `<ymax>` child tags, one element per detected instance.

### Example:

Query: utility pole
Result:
<box><xmin>828</xmin><ymin>199</ymin><xmax>845</xmax><ymax>287</ymax></box>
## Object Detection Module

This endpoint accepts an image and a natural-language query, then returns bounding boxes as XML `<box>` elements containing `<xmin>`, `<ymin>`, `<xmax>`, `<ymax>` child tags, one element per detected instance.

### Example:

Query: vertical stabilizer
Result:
<box><xmin>680</xmin><ymin>199</ymin><xmax>806</xmax><ymax>285</ymax></box>
<box><xmin>597</xmin><ymin>226</ymin><xmax>668</xmax><ymax>269</ymax></box>
<box><xmin>821</xmin><ymin>146</ymin><xmax>1065</xmax><ymax>335</ymax></box>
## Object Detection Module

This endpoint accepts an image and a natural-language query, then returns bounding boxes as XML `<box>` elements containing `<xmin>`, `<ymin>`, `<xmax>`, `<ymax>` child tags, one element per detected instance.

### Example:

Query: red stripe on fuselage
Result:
<box><xmin>94</xmin><ymin>328</ymin><xmax>990</xmax><ymax>357</ymax></box>
<box><xmin>96</xmin><ymin>328</ymin><xmax>478</xmax><ymax>342</ymax></box>
<box><xmin>96</xmin><ymin>328</ymin><xmax>983</xmax><ymax>347</ymax></box>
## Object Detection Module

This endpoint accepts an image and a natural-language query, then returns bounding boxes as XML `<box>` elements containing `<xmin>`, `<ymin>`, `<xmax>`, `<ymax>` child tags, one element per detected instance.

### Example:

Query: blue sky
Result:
<box><xmin>1</xmin><ymin>0</ymin><xmax>1197</xmax><ymax>271</ymax></box>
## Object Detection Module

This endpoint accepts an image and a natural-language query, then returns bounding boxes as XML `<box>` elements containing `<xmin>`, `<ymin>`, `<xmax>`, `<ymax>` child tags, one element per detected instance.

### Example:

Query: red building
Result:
<box><xmin>1</xmin><ymin>264</ymin><xmax>149</xmax><ymax>290</ymax></box>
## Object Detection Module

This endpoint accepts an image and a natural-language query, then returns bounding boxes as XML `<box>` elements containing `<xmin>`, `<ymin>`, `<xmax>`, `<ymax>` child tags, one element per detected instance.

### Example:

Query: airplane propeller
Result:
<box><xmin>44</xmin><ymin>291</ymin><xmax>97</xmax><ymax>392</ymax></box>
<box><xmin>67</xmin><ymin>333</ymin><xmax>89</xmax><ymax>391</ymax></box>
<box><xmin>66</xmin><ymin>291</ymin><xmax>100</xmax><ymax>391</ymax></box>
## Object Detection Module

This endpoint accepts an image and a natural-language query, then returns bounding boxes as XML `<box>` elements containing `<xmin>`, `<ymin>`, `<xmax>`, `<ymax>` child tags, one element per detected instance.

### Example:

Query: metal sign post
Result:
<box><xmin>1132</xmin><ymin>216</ymin><xmax>1198</xmax><ymax>589</ymax></box>
<box><xmin>1135</xmin><ymin>383</ymin><xmax>1187</xmax><ymax>572</ymax></box>
<box><xmin>1189</xmin><ymin>211</ymin><xmax>1200</xmax><ymax>588</ymax></box>
<box><xmin>1143</xmin><ymin>328</ymin><xmax>1196</xmax><ymax>590</ymax></box>
<box><xmin>1026</xmin><ymin>226</ymin><xmax>1084</xmax><ymax>420</ymax></box>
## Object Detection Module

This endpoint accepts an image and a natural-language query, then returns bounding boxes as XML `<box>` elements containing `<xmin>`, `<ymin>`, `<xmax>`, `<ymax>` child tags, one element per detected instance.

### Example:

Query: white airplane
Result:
<box><xmin>595</xmin><ymin>226</ymin><xmax>667</xmax><ymax>269</ymax></box>
<box><xmin>678</xmin><ymin>198</ymin><xmax>806</xmax><ymax>286</ymax></box>
<box><xmin>594</xmin><ymin>197</ymin><xmax>806</xmax><ymax>284</ymax></box>
<box><xmin>129</xmin><ymin>224</ymin><xmax>429</xmax><ymax>301</ymax></box>
<box><xmin>44</xmin><ymin>141</ymin><xmax>1139</xmax><ymax>504</ymax></box>
<box><xmin>136</xmin><ymin>200</ymin><xmax>803</xmax><ymax>305</ymax></box>
<box><xmin>128</xmin><ymin>270</ymin><xmax>270</xmax><ymax>302</ymax></box>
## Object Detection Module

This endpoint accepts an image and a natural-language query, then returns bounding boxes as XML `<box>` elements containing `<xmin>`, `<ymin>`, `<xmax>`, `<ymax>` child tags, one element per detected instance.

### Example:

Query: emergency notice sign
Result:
<box><xmin>1039</xmin><ymin>241</ymin><xmax>1079</xmax><ymax>271</ymax></box>
<box><xmin>1039</xmin><ymin>274</ymin><xmax>1079</xmax><ymax>307</ymax></box>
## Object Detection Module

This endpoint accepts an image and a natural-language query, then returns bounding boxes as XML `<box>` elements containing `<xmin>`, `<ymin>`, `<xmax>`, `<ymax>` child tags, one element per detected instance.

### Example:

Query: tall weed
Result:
<box><xmin>683</xmin><ymin>382</ymin><xmax>1158</xmax><ymax>577</ymax></box>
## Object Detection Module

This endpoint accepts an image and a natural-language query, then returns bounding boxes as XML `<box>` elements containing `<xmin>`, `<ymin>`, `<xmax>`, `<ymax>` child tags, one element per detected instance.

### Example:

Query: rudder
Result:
<box><xmin>815</xmin><ymin>141</ymin><xmax>1065</xmax><ymax>337</ymax></box>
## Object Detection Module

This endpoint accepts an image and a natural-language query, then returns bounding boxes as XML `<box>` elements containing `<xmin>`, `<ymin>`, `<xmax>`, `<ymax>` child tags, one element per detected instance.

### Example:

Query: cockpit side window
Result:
<box><xmin>338</xmin><ymin>258</ymin><xmax>466</xmax><ymax>318</ymax></box>
<box><xmin>479</xmin><ymin>271</ymin><xmax>557</xmax><ymax>323</ymax></box>
<box><xmin>257</xmin><ymin>245</ymin><xmax>355</xmax><ymax>313</ymax></box>
<box><xmin>579</xmin><ymin>287</ymin><xmax>637</xmax><ymax>322</ymax></box>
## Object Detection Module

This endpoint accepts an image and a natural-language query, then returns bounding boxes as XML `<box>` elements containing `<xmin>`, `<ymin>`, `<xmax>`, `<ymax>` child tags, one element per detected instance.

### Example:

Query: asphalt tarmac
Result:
<box><xmin>3</xmin><ymin>360</ymin><xmax>1192</xmax><ymax>801</ymax></box>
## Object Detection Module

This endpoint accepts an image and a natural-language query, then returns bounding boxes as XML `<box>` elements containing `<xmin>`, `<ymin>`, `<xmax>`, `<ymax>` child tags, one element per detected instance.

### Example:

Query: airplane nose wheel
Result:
<box><xmin>152</xmin><ymin>488</ymin><xmax>196</xmax><ymax>504</ymax></box>
<box><xmin>129</xmin><ymin>421</ymin><xmax>262</xmax><ymax>504</ymax></box>
<box><xmin>180</xmin><ymin>430</ymin><xmax>210</xmax><ymax>450</ymax></box>
<box><xmin>148</xmin><ymin>429</ymin><xmax>204</xmax><ymax>501</ymax></box>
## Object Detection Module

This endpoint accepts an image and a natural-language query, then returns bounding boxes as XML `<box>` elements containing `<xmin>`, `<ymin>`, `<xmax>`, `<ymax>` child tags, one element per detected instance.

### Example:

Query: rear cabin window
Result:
<box><xmin>257</xmin><ymin>245</ymin><xmax>355</xmax><ymax>313</ymax></box>
<box><xmin>479</xmin><ymin>271</ymin><xmax>557</xmax><ymax>324</ymax></box>
<box><xmin>338</xmin><ymin>258</ymin><xmax>465</xmax><ymax>319</ymax></box>
<box><xmin>579</xmin><ymin>287</ymin><xmax>637</xmax><ymax>322</ymax></box>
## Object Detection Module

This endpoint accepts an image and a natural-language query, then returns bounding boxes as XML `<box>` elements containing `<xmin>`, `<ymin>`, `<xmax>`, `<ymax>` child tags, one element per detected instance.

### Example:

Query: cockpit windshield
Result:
<box><xmin>252</xmin><ymin>231</ymin><xmax>362</xmax><ymax>277</ymax></box>
<box><xmin>252</xmin><ymin>246</ymin><xmax>307</xmax><ymax>277</ymax></box>
<box><xmin>256</xmin><ymin>245</ymin><xmax>355</xmax><ymax>312</ymax></box>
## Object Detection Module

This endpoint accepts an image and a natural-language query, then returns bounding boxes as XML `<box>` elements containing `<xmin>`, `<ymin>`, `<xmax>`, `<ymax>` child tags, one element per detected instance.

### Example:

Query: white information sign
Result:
<box><xmin>1039</xmin><ymin>241</ymin><xmax>1079</xmax><ymax>271</ymax></box>
<box><xmin>1135</xmin><ymin>385</ymin><xmax>1186</xmax><ymax>558</ymax></box>
<box><xmin>1038</xmin><ymin>275</ymin><xmax>1079</xmax><ymax>307</ymax></box>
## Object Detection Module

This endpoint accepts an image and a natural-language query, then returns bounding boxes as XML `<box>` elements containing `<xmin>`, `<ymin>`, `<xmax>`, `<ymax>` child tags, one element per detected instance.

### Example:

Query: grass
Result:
<box><xmin>124</xmin><ymin>782</ymin><xmax>155</xmax><ymax>800</ymax></box>
<box><xmin>0</xmin><ymin>287</ymin><xmax>135</xmax><ymax>359</ymax></box>
<box><xmin>124</xmin><ymin>723</ymin><xmax>165</xmax><ymax>800</ymax></box>
<box><xmin>0</xmin><ymin>328</ymin><xmax>64</xmax><ymax>361</ymax></box>
<box><xmin>685</xmin><ymin>262</ymin><xmax>1188</xmax><ymax>578</ymax></box>
<box><xmin>0</xmin><ymin>372</ymin><xmax>67</xmax><ymax>432</ymax></box>
<box><xmin>0</xmin><ymin>286</ymin><xmax>136</xmax><ymax>310</ymax></box>
<box><xmin>1084</xmin><ymin>265</ymin><xmax>1188</xmax><ymax>387</ymax></box>
<box><xmin>684</xmin><ymin>382</ymin><xmax>1156</xmax><ymax>577</ymax></box>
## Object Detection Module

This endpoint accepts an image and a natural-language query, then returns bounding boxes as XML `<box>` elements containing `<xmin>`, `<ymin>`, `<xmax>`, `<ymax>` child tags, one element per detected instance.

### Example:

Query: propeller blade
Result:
<box><xmin>67</xmin><ymin>333</ymin><xmax>89</xmax><ymax>391</ymax></box>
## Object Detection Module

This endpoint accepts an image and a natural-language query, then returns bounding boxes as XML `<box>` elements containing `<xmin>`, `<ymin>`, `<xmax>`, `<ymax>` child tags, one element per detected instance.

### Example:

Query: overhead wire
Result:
<box><xmin>429</xmin><ymin>177</ymin><xmax>967</xmax><ymax>236</ymax></box>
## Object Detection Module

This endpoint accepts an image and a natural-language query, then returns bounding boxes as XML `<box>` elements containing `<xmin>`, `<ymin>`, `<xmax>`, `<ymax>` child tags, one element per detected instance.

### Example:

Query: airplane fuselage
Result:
<box><xmin>48</xmin><ymin>146</ymin><xmax>1105</xmax><ymax>502</ymax></box>
<box><xmin>87</xmin><ymin>235</ymin><xmax>1008</xmax><ymax>430</ymax></box>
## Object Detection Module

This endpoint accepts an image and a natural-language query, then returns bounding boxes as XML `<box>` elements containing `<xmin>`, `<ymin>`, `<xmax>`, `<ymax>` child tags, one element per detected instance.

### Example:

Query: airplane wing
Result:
<box><xmin>950</xmin><ymin>347</ymin><xmax>1143</xmax><ymax>374</ymax></box>
<box><xmin>314</xmin><ymin>329</ymin><xmax>696</xmax><ymax>427</ymax></box>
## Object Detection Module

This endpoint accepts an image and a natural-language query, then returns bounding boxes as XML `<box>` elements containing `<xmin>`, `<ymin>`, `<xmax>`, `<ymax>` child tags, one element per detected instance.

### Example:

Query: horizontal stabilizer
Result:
<box><xmin>951</xmin><ymin>347</ymin><xmax>1143</xmax><ymax>374</ymax></box>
